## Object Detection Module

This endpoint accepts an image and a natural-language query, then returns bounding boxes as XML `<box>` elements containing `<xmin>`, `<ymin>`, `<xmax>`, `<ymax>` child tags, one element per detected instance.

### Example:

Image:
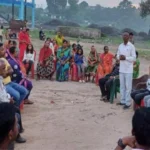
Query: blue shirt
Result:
<box><xmin>74</xmin><ymin>54</ymin><xmax>84</xmax><ymax>65</ymax></box>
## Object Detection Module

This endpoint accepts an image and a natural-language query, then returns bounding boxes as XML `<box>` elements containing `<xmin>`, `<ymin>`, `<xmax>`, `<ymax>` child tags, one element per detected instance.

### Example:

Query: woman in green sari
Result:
<box><xmin>56</xmin><ymin>40</ymin><xmax>71</xmax><ymax>81</ymax></box>
<box><xmin>133</xmin><ymin>51</ymin><xmax>140</xmax><ymax>79</ymax></box>
<box><xmin>86</xmin><ymin>46</ymin><xmax>99</xmax><ymax>78</ymax></box>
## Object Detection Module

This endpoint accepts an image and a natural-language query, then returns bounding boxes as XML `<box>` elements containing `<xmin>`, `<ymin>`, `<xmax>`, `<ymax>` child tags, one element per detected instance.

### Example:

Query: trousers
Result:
<box><xmin>120</xmin><ymin>73</ymin><xmax>133</xmax><ymax>106</ymax></box>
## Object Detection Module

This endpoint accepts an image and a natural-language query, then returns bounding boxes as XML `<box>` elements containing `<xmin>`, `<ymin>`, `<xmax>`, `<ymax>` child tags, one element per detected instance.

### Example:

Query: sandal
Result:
<box><xmin>24</xmin><ymin>100</ymin><xmax>34</xmax><ymax>105</ymax></box>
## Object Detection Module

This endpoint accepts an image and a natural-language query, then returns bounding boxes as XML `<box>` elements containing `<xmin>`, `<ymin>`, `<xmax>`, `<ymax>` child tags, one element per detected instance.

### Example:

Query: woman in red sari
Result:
<box><xmin>100</xmin><ymin>46</ymin><xmax>114</xmax><ymax>75</ymax></box>
<box><xmin>36</xmin><ymin>41</ymin><xmax>55</xmax><ymax>80</ymax></box>
<box><xmin>18</xmin><ymin>27</ymin><xmax>30</xmax><ymax>61</ymax></box>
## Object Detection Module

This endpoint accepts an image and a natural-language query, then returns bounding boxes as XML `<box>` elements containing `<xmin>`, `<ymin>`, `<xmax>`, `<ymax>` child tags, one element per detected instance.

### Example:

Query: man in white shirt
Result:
<box><xmin>117</xmin><ymin>31</ymin><xmax>136</xmax><ymax>109</ymax></box>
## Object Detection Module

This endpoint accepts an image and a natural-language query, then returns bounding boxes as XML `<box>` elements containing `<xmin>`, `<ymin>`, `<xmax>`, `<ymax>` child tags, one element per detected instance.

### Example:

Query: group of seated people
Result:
<box><xmin>0</xmin><ymin>39</ymin><xmax>35</xmax><ymax>149</ymax></box>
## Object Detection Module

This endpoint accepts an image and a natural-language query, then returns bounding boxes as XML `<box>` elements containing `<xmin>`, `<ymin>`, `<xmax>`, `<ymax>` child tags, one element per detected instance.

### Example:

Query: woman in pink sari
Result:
<box><xmin>70</xmin><ymin>43</ymin><xmax>78</xmax><ymax>81</ymax></box>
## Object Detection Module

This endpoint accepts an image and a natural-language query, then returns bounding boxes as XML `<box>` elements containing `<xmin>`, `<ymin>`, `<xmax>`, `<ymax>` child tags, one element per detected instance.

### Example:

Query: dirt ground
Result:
<box><xmin>16</xmin><ymin>39</ymin><xmax>150</xmax><ymax>150</ymax></box>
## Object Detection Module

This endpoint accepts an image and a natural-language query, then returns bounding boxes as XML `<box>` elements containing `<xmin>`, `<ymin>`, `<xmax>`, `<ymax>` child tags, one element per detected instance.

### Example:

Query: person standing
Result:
<box><xmin>18</xmin><ymin>27</ymin><xmax>29</xmax><ymax>61</ymax></box>
<box><xmin>117</xmin><ymin>32</ymin><xmax>136</xmax><ymax>109</ymax></box>
<box><xmin>129</xmin><ymin>32</ymin><xmax>134</xmax><ymax>45</ymax></box>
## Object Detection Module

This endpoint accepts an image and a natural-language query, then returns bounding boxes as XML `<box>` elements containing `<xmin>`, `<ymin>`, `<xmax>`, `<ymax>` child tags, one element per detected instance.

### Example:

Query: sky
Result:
<box><xmin>35</xmin><ymin>0</ymin><xmax>141</xmax><ymax>8</ymax></box>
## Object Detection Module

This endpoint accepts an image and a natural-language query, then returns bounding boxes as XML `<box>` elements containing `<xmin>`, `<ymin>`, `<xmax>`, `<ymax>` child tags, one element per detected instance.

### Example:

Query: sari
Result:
<box><xmin>36</xmin><ymin>46</ymin><xmax>55</xmax><ymax>79</ymax></box>
<box><xmin>55</xmin><ymin>35</ymin><xmax>64</xmax><ymax>47</ymax></box>
<box><xmin>133</xmin><ymin>58</ymin><xmax>140</xmax><ymax>79</ymax></box>
<box><xmin>70</xmin><ymin>50</ymin><xmax>78</xmax><ymax>81</ymax></box>
<box><xmin>6</xmin><ymin>50</ymin><xmax>33</xmax><ymax>100</ymax></box>
<box><xmin>18</xmin><ymin>31</ymin><xmax>30</xmax><ymax>61</ymax></box>
<box><xmin>56</xmin><ymin>47</ymin><xmax>71</xmax><ymax>81</ymax></box>
<box><xmin>86</xmin><ymin>51</ymin><xmax>99</xmax><ymax>75</ymax></box>
<box><xmin>100</xmin><ymin>52</ymin><xmax>114</xmax><ymax>75</ymax></box>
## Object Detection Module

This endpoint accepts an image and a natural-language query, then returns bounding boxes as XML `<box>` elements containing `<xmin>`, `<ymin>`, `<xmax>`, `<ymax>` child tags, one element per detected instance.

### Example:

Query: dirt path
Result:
<box><xmin>16</xmin><ymin>39</ymin><xmax>150</xmax><ymax>150</ymax></box>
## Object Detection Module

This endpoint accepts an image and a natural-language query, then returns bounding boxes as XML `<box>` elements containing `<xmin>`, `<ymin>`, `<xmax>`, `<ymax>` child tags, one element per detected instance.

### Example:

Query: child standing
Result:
<box><xmin>22</xmin><ymin>44</ymin><xmax>35</xmax><ymax>75</ymax></box>
<box><xmin>74</xmin><ymin>48</ymin><xmax>85</xmax><ymax>83</ymax></box>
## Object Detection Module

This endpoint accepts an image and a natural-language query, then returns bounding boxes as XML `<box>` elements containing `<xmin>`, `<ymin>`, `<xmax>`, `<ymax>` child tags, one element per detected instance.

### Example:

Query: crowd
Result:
<box><xmin>0</xmin><ymin>26</ymin><xmax>150</xmax><ymax>150</ymax></box>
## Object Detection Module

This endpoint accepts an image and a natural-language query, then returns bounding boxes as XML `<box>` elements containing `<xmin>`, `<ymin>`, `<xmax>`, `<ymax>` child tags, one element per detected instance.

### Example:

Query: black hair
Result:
<box><xmin>104</xmin><ymin>46</ymin><xmax>109</xmax><ymax>50</ymax></box>
<box><xmin>63</xmin><ymin>39</ymin><xmax>68</xmax><ymax>44</ymax></box>
<box><xmin>130</xmin><ymin>32</ymin><xmax>134</xmax><ymax>36</ymax></box>
<box><xmin>0</xmin><ymin>103</ymin><xmax>16</xmax><ymax>144</ymax></box>
<box><xmin>123</xmin><ymin>31</ymin><xmax>130</xmax><ymax>35</ymax></box>
<box><xmin>72</xmin><ymin>43</ymin><xmax>76</xmax><ymax>49</ymax></box>
<box><xmin>12</xmin><ymin>41</ymin><xmax>17</xmax><ymax>46</ymax></box>
<box><xmin>0</xmin><ymin>43</ymin><xmax>3</xmax><ymax>48</ymax></box>
<box><xmin>9</xmin><ymin>46</ymin><xmax>16</xmax><ymax>54</ymax></box>
<box><xmin>8</xmin><ymin>40</ymin><xmax>12</xmax><ymax>44</ymax></box>
<box><xmin>46</xmin><ymin>37</ymin><xmax>51</xmax><ymax>41</ymax></box>
<box><xmin>26</xmin><ymin>44</ymin><xmax>34</xmax><ymax>54</ymax></box>
<box><xmin>136</xmin><ymin>51</ymin><xmax>139</xmax><ymax>58</ymax></box>
<box><xmin>26</xmin><ymin>28</ymin><xmax>30</xmax><ymax>32</ymax></box>
<box><xmin>132</xmin><ymin>108</ymin><xmax>150</xmax><ymax>147</ymax></box>
<box><xmin>77</xmin><ymin>47</ymin><xmax>83</xmax><ymax>55</ymax></box>
<box><xmin>1</xmin><ymin>26</ymin><xmax>3</xmax><ymax>29</ymax></box>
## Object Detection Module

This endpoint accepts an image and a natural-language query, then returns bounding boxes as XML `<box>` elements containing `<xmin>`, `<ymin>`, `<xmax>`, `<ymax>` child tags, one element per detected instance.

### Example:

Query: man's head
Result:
<box><xmin>0</xmin><ymin>103</ymin><xmax>18</xmax><ymax>147</ymax></box>
<box><xmin>129</xmin><ymin>32</ymin><xmax>134</xmax><ymax>39</ymax></box>
<box><xmin>132</xmin><ymin>108</ymin><xmax>150</xmax><ymax>148</ymax></box>
<box><xmin>122</xmin><ymin>32</ymin><xmax>130</xmax><ymax>44</ymax></box>
<box><xmin>0</xmin><ymin>43</ymin><xmax>5</xmax><ymax>58</ymax></box>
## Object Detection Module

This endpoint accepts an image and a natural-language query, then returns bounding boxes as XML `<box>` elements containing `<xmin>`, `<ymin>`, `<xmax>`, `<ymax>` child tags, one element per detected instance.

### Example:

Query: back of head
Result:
<box><xmin>132</xmin><ymin>108</ymin><xmax>150</xmax><ymax>148</ymax></box>
<box><xmin>9</xmin><ymin>47</ymin><xmax>16</xmax><ymax>55</ymax></box>
<box><xmin>0</xmin><ymin>103</ymin><xmax>16</xmax><ymax>144</ymax></box>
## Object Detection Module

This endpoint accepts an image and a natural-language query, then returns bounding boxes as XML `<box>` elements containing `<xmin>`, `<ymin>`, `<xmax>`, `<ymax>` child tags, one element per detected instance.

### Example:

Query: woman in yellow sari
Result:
<box><xmin>55</xmin><ymin>32</ymin><xmax>64</xmax><ymax>47</ymax></box>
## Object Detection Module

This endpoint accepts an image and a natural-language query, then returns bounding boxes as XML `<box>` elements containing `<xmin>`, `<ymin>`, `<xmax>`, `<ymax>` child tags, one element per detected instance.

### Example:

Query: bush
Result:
<box><xmin>100</xmin><ymin>26</ymin><xmax>120</xmax><ymax>36</ymax></box>
<box><xmin>138</xmin><ymin>32</ymin><xmax>148</xmax><ymax>37</ymax></box>
<box><xmin>121</xmin><ymin>28</ymin><xmax>137</xmax><ymax>36</ymax></box>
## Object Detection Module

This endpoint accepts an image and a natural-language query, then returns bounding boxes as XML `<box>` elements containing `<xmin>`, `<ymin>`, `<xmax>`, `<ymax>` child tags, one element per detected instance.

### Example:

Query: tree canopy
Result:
<box><xmin>140</xmin><ymin>0</ymin><xmax>150</xmax><ymax>17</ymax></box>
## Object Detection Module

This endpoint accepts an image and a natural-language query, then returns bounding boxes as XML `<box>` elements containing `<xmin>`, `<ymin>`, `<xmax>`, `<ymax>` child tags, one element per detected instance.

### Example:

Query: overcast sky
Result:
<box><xmin>35</xmin><ymin>0</ymin><xmax>141</xmax><ymax>8</ymax></box>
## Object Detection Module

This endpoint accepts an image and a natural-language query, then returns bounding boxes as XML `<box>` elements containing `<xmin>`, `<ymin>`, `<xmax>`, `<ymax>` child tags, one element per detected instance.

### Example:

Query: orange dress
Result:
<box><xmin>101</xmin><ymin>52</ymin><xmax>114</xmax><ymax>75</ymax></box>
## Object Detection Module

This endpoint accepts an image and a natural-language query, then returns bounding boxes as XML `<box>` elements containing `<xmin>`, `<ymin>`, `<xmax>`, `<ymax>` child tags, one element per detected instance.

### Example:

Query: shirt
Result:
<box><xmin>117</xmin><ymin>42</ymin><xmax>136</xmax><ymax>74</ymax></box>
<box><xmin>110</xmin><ymin>65</ymin><xmax>119</xmax><ymax>76</ymax></box>
<box><xmin>2</xmin><ymin>58</ymin><xmax>11</xmax><ymax>85</ymax></box>
<box><xmin>74</xmin><ymin>54</ymin><xmax>84</xmax><ymax>65</ymax></box>
<box><xmin>23</xmin><ymin>52</ymin><xmax>35</xmax><ymax>62</ymax></box>
<box><xmin>0</xmin><ymin>76</ymin><xmax>10</xmax><ymax>103</ymax></box>
<box><xmin>147</xmin><ymin>79</ymin><xmax>150</xmax><ymax>91</ymax></box>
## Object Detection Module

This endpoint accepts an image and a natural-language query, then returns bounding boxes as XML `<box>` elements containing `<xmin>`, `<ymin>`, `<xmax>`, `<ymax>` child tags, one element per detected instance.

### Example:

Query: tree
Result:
<box><xmin>140</xmin><ymin>0</ymin><xmax>150</xmax><ymax>17</ymax></box>
<box><xmin>79</xmin><ymin>1</ymin><xmax>88</xmax><ymax>9</ymax></box>
<box><xmin>118</xmin><ymin>0</ymin><xmax>132</xmax><ymax>9</ymax></box>
<box><xmin>66</xmin><ymin>0</ymin><xmax>79</xmax><ymax>20</ymax></box>
<box><xmin>46</xmin><ymin>0</ymin><xmax>67</xmax><ymax>18</ymax></box>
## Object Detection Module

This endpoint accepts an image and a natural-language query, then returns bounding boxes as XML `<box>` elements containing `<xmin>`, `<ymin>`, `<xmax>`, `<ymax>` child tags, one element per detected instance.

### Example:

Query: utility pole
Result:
<box><xmin>24</xmin><ymin>0</ymin><xmax>27</xmax><ymax>21</ymax></box>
